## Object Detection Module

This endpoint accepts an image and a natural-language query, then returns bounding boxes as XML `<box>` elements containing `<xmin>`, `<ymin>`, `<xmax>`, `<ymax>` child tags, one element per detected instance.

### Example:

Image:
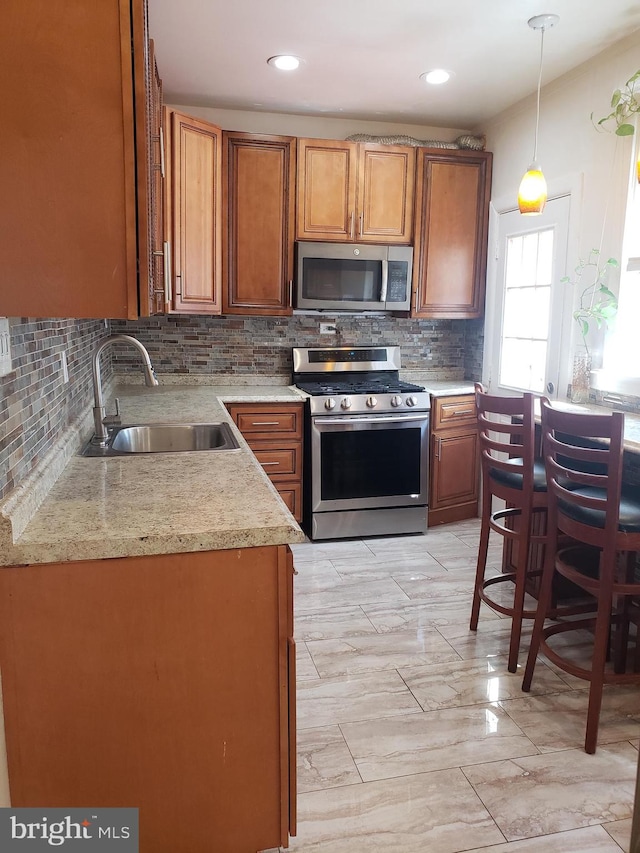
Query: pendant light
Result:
<box><xmin>518</xmin><ymin>13</ymin><xmax>559</xmax><ymax>215</ymax></box>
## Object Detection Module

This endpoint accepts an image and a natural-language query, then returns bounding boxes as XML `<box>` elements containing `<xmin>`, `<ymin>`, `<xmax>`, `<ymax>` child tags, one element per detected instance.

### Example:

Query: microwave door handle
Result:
<box><xmin>380</xmin><ymin>259</ymin><xmax>388</xmax><ymax>304</ymax></box>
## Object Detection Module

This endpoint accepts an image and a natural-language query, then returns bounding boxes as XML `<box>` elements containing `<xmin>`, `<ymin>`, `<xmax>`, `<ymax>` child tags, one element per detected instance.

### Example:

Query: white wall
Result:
<box><xmin>481</xmin><ymin>31</ymin><xmax>640</xmax><ymax>257</ymax></box>
<box><xmin>167</xmin><ymin>104</ymin><xmax>470</xmax><ymax>142</ymax></box>
<box><xmin>477</xmin><ymin>30</ymin><xmax>640</xmax><ymax>390</ymax></box>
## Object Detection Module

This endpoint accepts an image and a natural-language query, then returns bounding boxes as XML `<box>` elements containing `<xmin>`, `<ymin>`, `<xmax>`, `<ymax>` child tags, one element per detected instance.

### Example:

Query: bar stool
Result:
<box><xmin>522</xmin><ymin>399</ymin><xmax>640</xmax><ymax>754</ymax></box>
<box><xmin>470</xmin><ymin>384</ymin><xmax>548</xmax><ymax>672</ymax></box>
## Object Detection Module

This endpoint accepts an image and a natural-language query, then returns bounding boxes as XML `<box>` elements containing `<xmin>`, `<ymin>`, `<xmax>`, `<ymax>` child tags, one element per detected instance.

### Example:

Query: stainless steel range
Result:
<box><xmin>293</xmin><ymin>345</ymin><xmax>430</xmax><ymax>540</ymax></box>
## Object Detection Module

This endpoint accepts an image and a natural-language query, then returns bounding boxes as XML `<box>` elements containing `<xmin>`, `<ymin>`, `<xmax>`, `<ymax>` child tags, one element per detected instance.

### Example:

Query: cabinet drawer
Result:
<box><xmin>432</xmin><ymin>394</ymin><xmax>477</xmax><ymax>430</ymax></box>
<box><xmin>228</xmin><ymin>403</ymin><xmax>303</xmax><ymax>441</ymax></box>
<box><xmin>252</xmin><ymin>443</ymin><xmax>302</xmax><ymax>481</ymax></box>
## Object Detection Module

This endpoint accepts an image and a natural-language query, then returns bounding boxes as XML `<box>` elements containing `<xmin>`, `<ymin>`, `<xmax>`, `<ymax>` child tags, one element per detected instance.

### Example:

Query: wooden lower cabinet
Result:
<box><xmin>429</xmin><ymin>394</ymin><xmax>479</xmax><ymax>526</ymax></box>
<box><xmin>227</xmin><ymin>403</ymin><xmax>304</xmax><ymax>523</ymax></box>
<box><xmin>0</xmin><ymin>545</ymin><xmax>296</xmax><ymax>853</ymax></box>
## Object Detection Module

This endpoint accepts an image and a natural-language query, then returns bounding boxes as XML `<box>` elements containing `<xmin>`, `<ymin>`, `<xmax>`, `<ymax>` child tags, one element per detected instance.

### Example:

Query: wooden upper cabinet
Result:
<box><xmin>357</xmin><ymin>145</ymin><xmax>415</xmax><ymax>242</ymax></box>
<box><xmin>296</xmin><ymin>139</ymin><xmax>357</xmax><ymax>240</ymax></box>
<box><xmin>142</xmin><ymin>38</ymin><xmax>165</xmax><ymax>316</ymax></box>
<box><xmin>296</xmin><ymin>139</ymin><xmax>414</xmax><ymax>243</ymax></box>
<box><xmin>1</xmin><ymin>0</ymin><xmax>161</xmax><ymax>320</ymax></box>
<box><xmin>166</xmin><ymin>110</ymin><xmax>222</xmax><ymax>315</ymax></box>
<box><xmin>223</xmin><ymin>132</ymin><xmax>296</xmax><ymax>315</ymax></box>
<box><xmin>412</xmin><ymin>149</ymin><xmax>492</xmax><ymax>318</ymax></box>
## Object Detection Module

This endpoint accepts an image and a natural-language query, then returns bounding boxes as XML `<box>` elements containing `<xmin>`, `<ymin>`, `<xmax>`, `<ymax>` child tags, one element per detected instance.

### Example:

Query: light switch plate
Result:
<box><xmin>0</xmin><ymin>318</ymin><xmax>12</xmax><ymax>377</ymax></box>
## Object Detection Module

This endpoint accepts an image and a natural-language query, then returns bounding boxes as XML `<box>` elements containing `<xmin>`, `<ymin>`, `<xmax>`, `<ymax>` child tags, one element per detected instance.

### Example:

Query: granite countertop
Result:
<box><xmin>0</xmin><ymin>384</ymin><xmax>307</xmax><ymax>568</ymax></box>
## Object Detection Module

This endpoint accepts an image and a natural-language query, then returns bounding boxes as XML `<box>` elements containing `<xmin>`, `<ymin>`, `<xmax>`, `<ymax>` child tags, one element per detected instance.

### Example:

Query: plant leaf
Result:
<box><xmin>599</xmin><ymin>286</ymin><xmax>617</xmax><ymax>300</ymax></box>
<box><xmin>616</xmin><ymin>123</ymin><xmax>635</xmax><ymax>136</ymax></box>
<box><xmin>611</xmin><ymin>89</ymin><xmax>622</xmax><ymax>107</ymax></box>
<box><xmin>560</xmin><ymin>276</ymin><xmax>570</xmax><ymax>283</ymax></box>
<box><xmin>580</xmin><ymin>319</ymin><xmax>590</xmax><ymax>338</ymax></box>
<box><xmin>606</xmin><ymin>258</ymin><xmax>619</xmax><ymax>267</ymax></box>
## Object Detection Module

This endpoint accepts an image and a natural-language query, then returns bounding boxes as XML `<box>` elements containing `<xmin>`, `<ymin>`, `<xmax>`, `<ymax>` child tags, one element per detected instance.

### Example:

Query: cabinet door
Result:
<box><xmin>168</xmin><ymin>110</ymin><xmax>222</xmax><ymax>314</ymax></box>
<box><xmin>357</xmin><ymin>145</ymin><xmax>415</xmax><ymax>243</ymax></box>
<box><xmin>223</xmin><ymin>133</ymin><xmax>295</xmax><ymax>315</ymax></box>
<box><xmin>412</xmin><ymin>150</ymin><xmax>492</xmax><ymax>318</ymax></box>
<box><xmin>430</xmin><ymin>427</ymin><xmax>480</xmax><ymax>516</ymax></box>
<box><xmin>296</xmin><ymin>139</ymin><xmax>357</xmax><ymax>241</ymax></box>
<box><xmin>138</xmin><ymin>36</ymin><xmax>165</xmax><ymax>316</ymax></box>
<box><xmin>1</xmin><ymin>0</ymin><xmax>148</xmax><ymax>320</ymax></box>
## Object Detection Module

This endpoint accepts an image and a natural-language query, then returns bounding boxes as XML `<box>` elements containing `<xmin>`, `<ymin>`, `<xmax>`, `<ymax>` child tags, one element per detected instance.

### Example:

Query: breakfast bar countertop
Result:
<box><xmin>0</xmin><ymin>384</ymin><xmax>307</xmax><ymax>568</ymax></box>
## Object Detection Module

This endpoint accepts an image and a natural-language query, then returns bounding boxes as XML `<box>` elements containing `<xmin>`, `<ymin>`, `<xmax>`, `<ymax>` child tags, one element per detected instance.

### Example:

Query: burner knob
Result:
<box><xmin>366</xmin><ymin>396</ymin><xmax>378</xmax><ymax>409</ymax></box>
<box><xmin>341</xmin><ymin>397</ymin><xmax>352</xmax><ymax>410</ymax></box>
<box><xmin>406</xmin><ymin>395</ymin><xmax>418</xmax><ymax>407</ymax></box>
<box><xmin>390</xmin><ymin>395</ymin><xmax>403</xmax><ymax>408</ymax></box>
<box><xmin>324</xmin><ymin>398</ymin><xmax>336</xmax><ymax>411</ymax></box>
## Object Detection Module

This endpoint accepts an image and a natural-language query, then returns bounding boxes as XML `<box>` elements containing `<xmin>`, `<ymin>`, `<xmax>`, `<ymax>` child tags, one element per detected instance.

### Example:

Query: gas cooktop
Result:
<box><xmin>292</xmin><ymin>345</ymin><xmax>431</xmax><ymax>415</ymax></box>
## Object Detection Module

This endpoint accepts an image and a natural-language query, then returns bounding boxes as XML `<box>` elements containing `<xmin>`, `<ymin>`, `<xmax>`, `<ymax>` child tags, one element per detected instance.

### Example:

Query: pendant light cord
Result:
<box><xmin>533</xmin><ymin>26</ymin><xmax>545</xmax><ymax>163</ymax></box>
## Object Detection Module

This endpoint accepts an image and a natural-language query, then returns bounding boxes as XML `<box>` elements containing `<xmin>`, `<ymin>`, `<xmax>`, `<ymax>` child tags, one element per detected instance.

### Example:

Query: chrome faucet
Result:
<box><xmin>91</xmin><ymin>334</ymin><xmax>159</xmax><ymax>446</ymax></box>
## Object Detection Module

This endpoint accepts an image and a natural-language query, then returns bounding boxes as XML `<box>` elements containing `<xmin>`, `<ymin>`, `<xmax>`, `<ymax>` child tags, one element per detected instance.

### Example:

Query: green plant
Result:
<box><xmin>562</xmin><ymin>249</ymin><xmax>619</xmax><ymax>356</ymax></box>
<box><xmin>593</xmin><ymin>70</ymin><xmax>640</xmax><ymax>136</ymax></box>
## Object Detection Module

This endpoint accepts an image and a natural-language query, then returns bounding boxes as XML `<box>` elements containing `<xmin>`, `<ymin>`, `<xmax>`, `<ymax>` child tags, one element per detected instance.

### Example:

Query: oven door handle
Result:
<box><xmin>313</xmin><ymin>414</ymin><xmax>429</xmax><ymax>425</ymax></box>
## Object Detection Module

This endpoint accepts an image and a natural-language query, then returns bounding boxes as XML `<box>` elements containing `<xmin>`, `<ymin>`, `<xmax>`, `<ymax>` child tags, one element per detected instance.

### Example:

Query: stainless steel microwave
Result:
<box><xmin>295</xmin><ymin>242</ymin><xmax>413</xmax><ymax>312</ymax></box>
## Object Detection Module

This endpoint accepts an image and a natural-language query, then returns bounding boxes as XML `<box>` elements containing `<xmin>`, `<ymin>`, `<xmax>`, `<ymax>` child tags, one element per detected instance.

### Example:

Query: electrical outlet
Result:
<box><xmin>0</xmin><ymin>318</ymin><xmax>12</xmax><ymax>377</ymax></box>
<box><xmin>60</xmin><ymin>350</ymin><xmax>69</xmax><ymax>383</ymax></box>
<box><xmin>319</xmin><ymin>323</ymin><xmax>337</xmax><ymax>335</ymax></box>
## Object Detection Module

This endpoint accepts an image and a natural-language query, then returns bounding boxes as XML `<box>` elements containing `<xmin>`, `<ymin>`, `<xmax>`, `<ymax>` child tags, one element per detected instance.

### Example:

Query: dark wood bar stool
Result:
<box><xmin>470</xmin><ymin>384</ymin><xmax>548</xmax><ymax>672</ymax></box>
<box><xmin>522</xmin><ymin>399</ymin><xmax>640</xmax><ymax>754</ymax></box>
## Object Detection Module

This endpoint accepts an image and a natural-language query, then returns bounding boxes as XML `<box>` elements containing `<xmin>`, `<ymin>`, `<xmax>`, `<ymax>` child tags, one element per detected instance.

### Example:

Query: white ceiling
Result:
<box><xmin>148</xmin><ymin>0</ymin><xmax>640</xmax><ymax>129</ymax></box>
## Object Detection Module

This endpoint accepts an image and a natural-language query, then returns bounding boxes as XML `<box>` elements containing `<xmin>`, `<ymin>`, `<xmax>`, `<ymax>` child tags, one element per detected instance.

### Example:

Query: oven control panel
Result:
<box><xmin>308</xmin><ymin>392</ymin><xmax>431</xmax><ymax>416</ymax></box>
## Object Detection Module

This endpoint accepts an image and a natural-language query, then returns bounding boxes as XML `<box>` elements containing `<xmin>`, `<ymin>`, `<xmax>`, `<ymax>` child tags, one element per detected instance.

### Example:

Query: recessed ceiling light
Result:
<box><xmin>420</xmin><ymin>69</ymin><xmax>452</xmax><ymax>85</ymax></box>
<box><xmin>267</xmin><ymin>55</ymin><xmax>302</xmax><ymax>71</ymax></box>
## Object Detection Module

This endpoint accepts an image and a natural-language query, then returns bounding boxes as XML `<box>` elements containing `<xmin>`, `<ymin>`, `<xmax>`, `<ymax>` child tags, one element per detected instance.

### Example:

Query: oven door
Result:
<box><xmin>311</xmin><ymin>412</ymin><xmax>429</xmax><ymax>512</ymax></box>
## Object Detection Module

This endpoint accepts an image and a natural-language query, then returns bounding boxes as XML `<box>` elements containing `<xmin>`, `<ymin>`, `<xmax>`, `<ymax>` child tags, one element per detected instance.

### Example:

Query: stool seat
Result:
<box><xmin>490</xmin><ymin>458</ymin><xmax>547</xmax><ymax>492</ymax></box>
<box><xmin>558</xmin><ymin>487</ymin><xmax>640</xmax><ymax>533</ymax></box>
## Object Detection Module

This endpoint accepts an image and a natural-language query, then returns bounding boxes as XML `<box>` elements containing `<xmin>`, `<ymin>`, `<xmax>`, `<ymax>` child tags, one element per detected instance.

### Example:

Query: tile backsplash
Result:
<box><xmin>112</xmin><ymin>314</ymin><xmax>483</xmax><ymax>378</ymax></box>
<box><xmin>0</xmin><ymin>312</ymin><xmax>484</xmax><ymax>501</ymax></box>
<box><xmin>0</xmin><ymin>319</ymin><xmax>110</xmax><ymax>500</ymax></box>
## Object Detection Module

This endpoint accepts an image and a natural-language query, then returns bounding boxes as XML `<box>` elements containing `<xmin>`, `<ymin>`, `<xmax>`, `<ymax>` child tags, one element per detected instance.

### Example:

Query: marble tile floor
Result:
<box><xmin>279</xmin><ymin>518</ymin><xmax>640</xmax><ymax>853</ymax></box>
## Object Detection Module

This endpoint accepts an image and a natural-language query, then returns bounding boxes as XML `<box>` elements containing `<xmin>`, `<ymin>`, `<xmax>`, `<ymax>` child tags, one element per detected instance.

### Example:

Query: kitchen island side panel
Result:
<box><xmin>0</xmin><ymin>545</ymin><xmax>293</xmax><ymax>853</ymax></box>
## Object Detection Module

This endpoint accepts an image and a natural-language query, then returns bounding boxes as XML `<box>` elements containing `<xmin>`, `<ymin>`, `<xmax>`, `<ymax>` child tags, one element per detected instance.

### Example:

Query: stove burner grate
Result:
<box><xmin>295</xmin><ymin>379</ymin><xmax>425</xmax><ymax>396</ymax></box>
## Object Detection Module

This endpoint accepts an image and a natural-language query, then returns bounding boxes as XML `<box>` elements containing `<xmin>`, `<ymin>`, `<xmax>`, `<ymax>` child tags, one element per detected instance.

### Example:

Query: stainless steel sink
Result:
<box><xmin>82</xmin><ymin>422</ymin><xmax>240</xmax><ymax>456</ymax></box>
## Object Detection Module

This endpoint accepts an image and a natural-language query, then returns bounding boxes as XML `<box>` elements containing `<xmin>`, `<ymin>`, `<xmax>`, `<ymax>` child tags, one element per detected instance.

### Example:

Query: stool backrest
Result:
<box><xmin>540</xmin><ymin>398</ymin><xmax>625</xmax><ymax>551</ymax></box>
<box><xmin>475</xmin><ymin>382</ymin><xmax>537</xmax><ymax>495</ymax></box>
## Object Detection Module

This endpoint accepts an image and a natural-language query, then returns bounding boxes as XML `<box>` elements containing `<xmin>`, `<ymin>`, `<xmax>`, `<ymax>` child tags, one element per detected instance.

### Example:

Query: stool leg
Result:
<box><xmin>585</xmin><ymin>565</ymin><xmax>614</xmax><ymax>754</ymax></box>
<box><xmin>508</xmin><ymin>506</ymin><xmax>532</xmax><ymax>673</ymax></box>
<box><xmin>470</xmin><ymin>489</ymin><xmax>491</xmax><ymax>631</ymax></box>
<box><xmin>522</xmin><ymin>521</ymin><xmax>557</xmax><ymax>692</ymax></box>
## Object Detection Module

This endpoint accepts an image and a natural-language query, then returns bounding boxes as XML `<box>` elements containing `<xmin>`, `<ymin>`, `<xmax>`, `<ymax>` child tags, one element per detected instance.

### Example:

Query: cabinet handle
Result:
<box><xmin>262</xmin><ymin>461</ymin><xmax>280</xmax><ymax>466</ymax></box>
<box><xmin>358</xmin><ymin>212</ymin><xmax>363</xmax><ymax>236</ymax></box>
<box><xmin>288</xmin><ymin>280</ymin><xmax>293</xmax><ymax>307</ymax></box>
<box><xmin>252</xmin><ymin>421</ymin><xmax>280</xmax><ymax>426</ymax></box>
<box><xmin>349</xmin><ymin>211</ymin><xmax>355</xmax><ymax>240</ymax></box>
<box><xmin>159</xmin><ymin>126</ymin><xmax>165</xmax><ymax>179</ymax></box>
<box><xmin>175</xmin><ymin>271</ymin><xmax>182</xmax><ymax>296</ymax></box>
<box><xmin>436</xmin><ymin>437</ymin><xmax>442</xmax><ymax>460</ymax></box>
<box><xmin>452</xmin><ymin>410</ymin><xmax>472</xmax><ymax>416</ymax></box>
<box><xmin>163</xmin><ymin>242</ymin><xmax>172</xmax><ymax>304</ymax></box>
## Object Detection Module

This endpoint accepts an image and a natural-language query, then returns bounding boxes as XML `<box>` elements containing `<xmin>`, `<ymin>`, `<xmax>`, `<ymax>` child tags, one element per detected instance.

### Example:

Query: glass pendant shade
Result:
<box><xmin>518</xmin><ymin>162</ymin><xmax>547</xmax><ymax>215</ymax></box>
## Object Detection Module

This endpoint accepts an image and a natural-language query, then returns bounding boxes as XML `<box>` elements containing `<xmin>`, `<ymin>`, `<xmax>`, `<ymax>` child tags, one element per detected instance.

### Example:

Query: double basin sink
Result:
<box><xmin>82</xmin><ymin>422</ymin><xmax>240</xmax><ymax>456</ymax></box>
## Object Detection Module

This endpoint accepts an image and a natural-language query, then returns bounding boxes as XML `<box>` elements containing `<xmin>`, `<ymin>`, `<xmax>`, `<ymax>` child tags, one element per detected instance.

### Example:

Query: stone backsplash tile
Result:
<box><xmin>0</xmin><ymin>319</ymin><xmax>110</xmax><ymax>500</ymax></box>
<box><xmin>112</xmin><ymin>314</ymin><xmax>484</xmax><ymax>380</ymax></box>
